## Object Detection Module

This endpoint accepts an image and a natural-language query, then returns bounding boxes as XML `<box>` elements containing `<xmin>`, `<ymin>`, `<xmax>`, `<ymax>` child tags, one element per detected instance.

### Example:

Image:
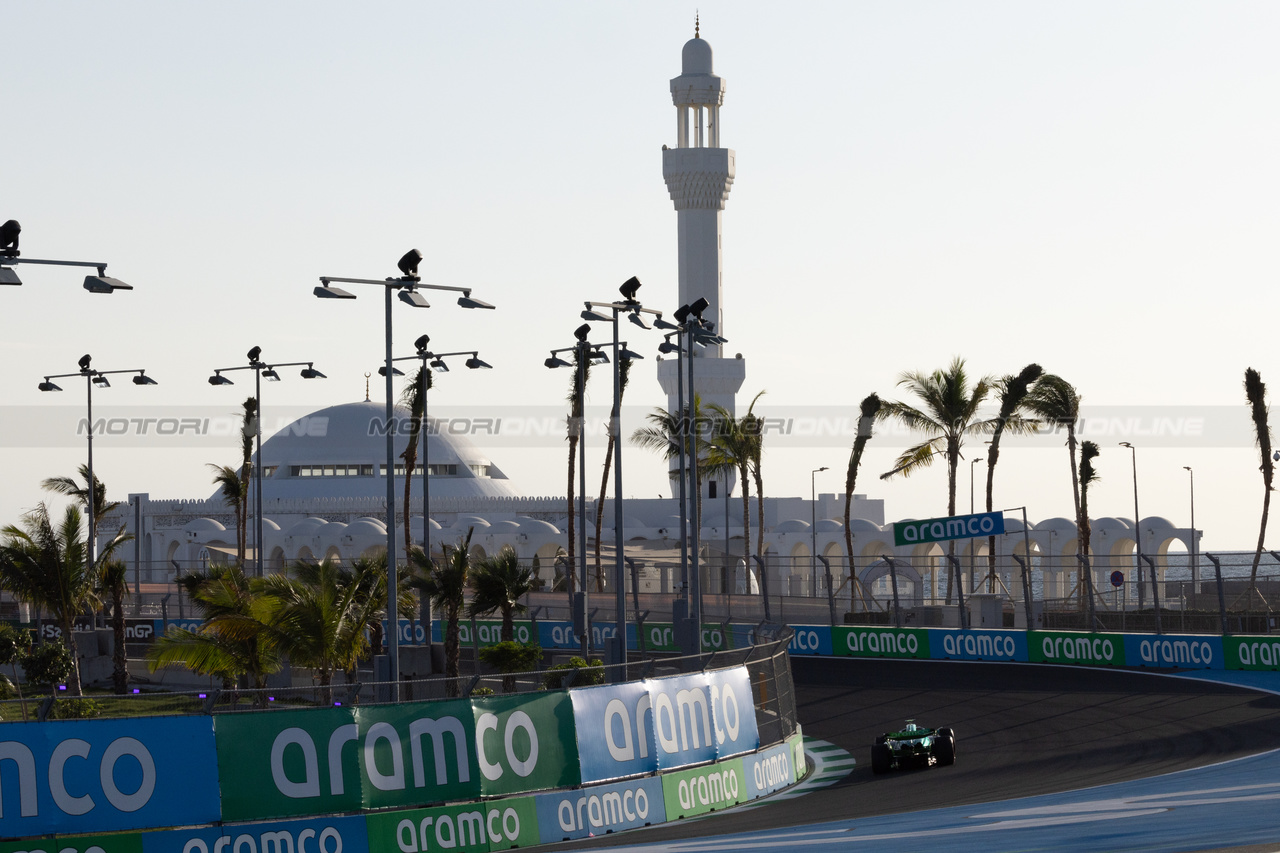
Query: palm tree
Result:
<box><xmin>146</xmin><ymin>565</ymin><xmax>282</xmax><ymax>703</ymax></box>
<box><xmin>632</xmin><ymin>394</ymin><xmax>706</xmax><ymax>527</ymax></box>
<box><xmin>238</xmin><ymin>397</ymin><xmax>257</xmax><ymax>565</ymax></box>
<box><xmin>99</xmin><ymin>559</ymin><xmax>131</xmax><ymax>694</ymax></box>
<box><xmin>879</xmin><ymin>358</ymin><xmax>995</xmax><ymax>602</ymax></box>
<box><xmin>983</xmin><ymin>364</ymin><xmax>1043</xmax><ymax>591</ymax></box>
<box><xmin>42</xmin><ymin>464</ymin><xmax>121</xmax><ymax>549</ymax></box>
<box><xmin>469</xmin><ymin>545</ymin><xmax>535</xmax><ymax>641</ymax></box>
<box><xmin>593</xmin><ymin>356</ymin><xmax>633</xmax><ymax>592</ymax></box>
<box><xmin>208</xmin><ymin>464</ymin><xmax>247</xmax><ymax>564</ymax></box>
<box><xmin>1024</xmin><ymin>374</ymin><xmax>1084</xmax><ymax>534</ymax></box>
<box><xmin>400</xmin><ymin>366</ymin><xmax>433</xmax><ymax>560</ymax></box>
<box><xmin>263</xmin><ymin>559</ymin><xmax>376</xmax><ymax>702</ymax></box>
<box><xmin>0</xmin><ymin>503</ymin><xmax>128</xmax><ymax>696</ymax></box>
<box><xmin>739</xmin><ymin>392</ymin><xmax>768</xmax><ymax>561</ymax></box>
<box><xmin>843</xmin><ymin>394</ymin><xmax>881</xmax><ymax>607</ymax></box>
<box><xmin>1078</xmin><ymin>441</ymin><xmax>1101</xmax><ymax>617</ymax></box>
<box><xmin>408</xmin><ymin>529</ymin><xmax>473</xmax><ymax>689</ymax></box>
<box><xmin>1246</xmin><ymin>367</ymin><xmax>1273</xmax><ymax>601</ymax></box>
<box><xmin>564</xmin><ymin>346</ymin><xmax>594</xmax><ymax>595</ymax></box>
<box><xmin>705</xmin><ymin>399</ymin><xmax>757</xmax><ymax>572</ymax></box>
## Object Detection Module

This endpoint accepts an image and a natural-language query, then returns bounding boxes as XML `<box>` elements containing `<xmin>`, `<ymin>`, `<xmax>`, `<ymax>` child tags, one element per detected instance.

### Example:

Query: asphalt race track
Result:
<box><xmin>558</xmin><ymin>657</ymin><xmax>1280</xmax><ymax>850</ymax></box>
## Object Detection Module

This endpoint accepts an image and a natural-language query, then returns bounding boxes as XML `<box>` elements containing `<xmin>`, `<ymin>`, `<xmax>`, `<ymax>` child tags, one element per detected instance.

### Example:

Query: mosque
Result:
<box><xmin>100</xmin><ymin>27</ymin><xmax>1198</xmax><ymax>613</ymax></box>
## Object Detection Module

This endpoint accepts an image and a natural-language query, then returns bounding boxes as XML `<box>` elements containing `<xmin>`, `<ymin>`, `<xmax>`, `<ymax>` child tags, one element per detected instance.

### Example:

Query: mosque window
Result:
<box><xmin>288</xmin><ymin>464</ymin><xmax>375</xmax><ymax>478</ymax></box>
<box><xmin>469</xmin><ymin>464</ymin><xmax>490</xmax><ymax>478</ymax></box>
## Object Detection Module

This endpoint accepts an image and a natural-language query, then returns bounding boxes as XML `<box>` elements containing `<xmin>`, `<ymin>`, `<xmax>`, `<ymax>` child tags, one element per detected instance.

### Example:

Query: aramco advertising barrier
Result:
<box><xmin>0</xmin><ymin>716</ymin><xmax>220</xmax><ymax>838</ymax></box>
<box><xmin>3</xmin><ymin>732</ymin><xmax>806</xmax><ymax>853</ymax></box>
<box><xmin>0</xmin><ymin>663</ymin><xmax>774</xmax><ymax>841</ymax></box>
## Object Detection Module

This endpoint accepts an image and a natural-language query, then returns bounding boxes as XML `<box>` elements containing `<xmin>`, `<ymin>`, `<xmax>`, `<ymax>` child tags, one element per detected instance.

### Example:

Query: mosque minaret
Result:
<box><xmin>657</xmin><ymin>21</ymin><xmax>747</xmax><ymax>498</ymax></box>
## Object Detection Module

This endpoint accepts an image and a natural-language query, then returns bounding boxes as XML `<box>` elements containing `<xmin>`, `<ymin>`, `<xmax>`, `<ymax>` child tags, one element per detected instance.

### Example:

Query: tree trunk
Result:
<box><xmin>111</xmin><ymin>592</ymin><xmax>128</xmax><ymax>694</ymax></box>
<box><xmin>566</xmin><ymin>435</ymin><xmax>577</xmax><ymax>596</ymax></box>
<box><xmin>60</xmin><ymin>616</ymin><xmax>83</xmax><ymax>697</ymax></box>
<box><xmin>594</xmin><ymin>435</ymin><xmax>614</xmax><ymax>594</ymax></box>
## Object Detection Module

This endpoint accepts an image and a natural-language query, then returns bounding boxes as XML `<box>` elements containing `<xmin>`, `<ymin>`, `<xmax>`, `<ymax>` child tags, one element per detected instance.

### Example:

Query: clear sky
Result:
<box><xmin>3</xmin><ymin>1</ymin><xmax>1278</xmax><ymax>554</ymax></box>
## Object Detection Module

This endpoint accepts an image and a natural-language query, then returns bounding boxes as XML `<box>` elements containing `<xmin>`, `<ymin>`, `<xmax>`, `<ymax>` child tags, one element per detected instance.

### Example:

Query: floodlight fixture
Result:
<box><xmin>313</xmin><ymin>281</ymin><xmax>358</xmax><ymax>299</ymax></box>
<box><xmin>581</xmin><ymin>307</ymin><xmax>611</xmax><ymax>323</ymax></box>
<box><xmin>398</xmin><ymin>288</ymin><xmax>430</xmax><ymax>308</ymax></box>
<box><xmin>673</xmin><ymin>304</ymin><xmax>692</xmax><ymax>324</ymax></box>
<box><xmin>545</xmin><ymin>354</ymin><xmax>572</xmax><ymax>369</ymax></box>
<box><xmin>658</xmin><ymin>340</ymin><xmax>680</xmax><ymax>355</ymax></box>
<box><xmin>208</xmin><ymin>372</ymin><xmax>233</xmax><ymax>386</ymax></box>
<box><xmin>0</xmin><ymin>267</ymin><xmax>19</xmax><ymax>286</ymax></box>
<box><xmin>414</xmin><ymin>334</ymin><xmax>430</xmax><ymax>353</ymax></box>
<box><xmin>0</xmin><ymin>220</ymin><xmax>20</xmax><ymax>256</ymax></box>
<box><xmin>82</xmin><ymin>273</ymin><xmax>132</xmax><ymax>293</ymax></box>
<box><xmin>689</xmin><ymin>297</ymin><xmax>710</xmax><ymax>318</ymax></box>
<box><xmin>132</xmin><ymin>373</ymin><xmax>158</xmax><ymax>386</ymax></box>
<box><xmin>397</xmin><ymin>249</ymin><xmax>423</xmax><ymax>280</ymax></box>
<box><xmin>619</xmin><ymin>275</ymin><xmax>641</xmax><ymax>301</ymax></box>
<box><xmin>300</xmin><ymin>365</ymin><xmax>326</xmax><ymax>379</ymax></box>
<box><xmin>377</xmin><ymin>365</ymin><xmax>405</xmax><ymax>377</ymax></box>
<box><xmin>247</xmin><ymin>346</ymin><xmax>262</xmax><ymax>365</ymax></box>
<box><xmin>261</xmin><ymin>368</ymin><xmax>281</xmax><ymax>381</ymax></box>
<box><xmin>651</xmin><ymin>315</ymin><xmax>678</xmax><ymax>330</ymax></box>
<box><xmin>620</xmin><ymin>346</ymin><xmax>645</xmax><ymax>361</ymax></box>
<box><xmin>627</xmin><ymin>311</ymin><xmax>650</xmax><ymax>330</ymax></box>
<box><xmin>430</xmin><ymin>357</ymin><xmax>449</xmax><ymax>372</ymax></box>
<box><xmin>78</xmin><ymin>354</ymin><xmax>92</xmax><ymax>372</ymax></box>
<box><xmin>590</xmin><ymin>349</ymin><xmax>610</xmax><ymax>364</ymax></box>
<box><xmin>38</xmin><ymin>379</ymin><xmax>62</xmax><ymax>392</ymax></box>
<box><xmin>457</xmin><ymin>292</ymin><xmax>495</xmax><ymax>309</ymax></box>
<box><xmin>92</xmin><ymin>374</ymin><xmax>111</xmax><ymax>388</ymax></box>
<box><xmin>465</xmin><ymin>356</ymin><xmax>492</xmax><ymax>370</ymax></box>
<box><xmin>574</xmin><ymin>323</ymin><xmax>591</xmax><ymax>342</ymax></box>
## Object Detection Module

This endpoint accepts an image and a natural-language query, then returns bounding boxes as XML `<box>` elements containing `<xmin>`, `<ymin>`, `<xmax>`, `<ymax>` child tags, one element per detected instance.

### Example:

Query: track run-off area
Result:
<box><xmin>560</xmin><ymin>658</ymin><xmax>1280</xmax><ymax>853</ymax></box>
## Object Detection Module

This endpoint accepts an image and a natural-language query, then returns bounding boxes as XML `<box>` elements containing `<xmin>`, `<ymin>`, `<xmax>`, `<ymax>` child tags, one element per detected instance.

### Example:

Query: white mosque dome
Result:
<box><xmin>682</xmin><ymin>36</ymin><xmax>713</xmax><ymax>74</ymax></box>
<box><xmin>286</xmin><ymin>517</ymin><xmax>329</xmax><ymax>538</ymax></box>
<box><xmin>816</xmin><ymin>519</ymin><xmax>843</xmax><ymax>533</ymax></box>
<box><xmin>489</xmin><ymin>520</ymin><xmax>521</xmax><ymax>533</ymax></box>
<box><xmin>775</xmin><ymin>519</ymin><xmax>811</xmax><ymax>534</ymax></box>
<box><xmin>1035</xmin><ymin>517</ymin><xmax>1077</xmax><ymax>533</ymax></box>
<box><xmin>518</xmin><ymin>518</ymin><xmax>560</xmax><ymax>535</ymax></box>
<box><xmin>847</xmin><ymin>518</ymin><xmax>883</xmax><ymax>534</ymax></box>
<box><xmin>343</xmin><ymin>518</ymin><xmax>386</xmax><ymax>538</ymax></box>
<box><xmin>210</xmin><ymin>400</ymin><xmax>521</xmax><ymax>502</ymax></box>
<box><xmin>184</xmin><ymin>518</ymin><xmax>226</xmax><ymax>534</ymax></box>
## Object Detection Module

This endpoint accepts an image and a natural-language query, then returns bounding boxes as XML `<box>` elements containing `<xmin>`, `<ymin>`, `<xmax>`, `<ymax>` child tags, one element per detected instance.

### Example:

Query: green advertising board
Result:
<box><xmin>833</xmin><ymin>626</ymin><xmax>930</xmax><ymax>659</ymax></box>
<box><xmin>893</xmin><ymin>511</ymin><xmax>1004</xmax><ymax>546</ymax></box>
<box><xmin>1224</xmin><ymin>635</ymin><xmax>1280</xmax><ymax>670</ymax></box>
<box><xmin>1028</xmin><ymin>631</ymin><xmax>1126</xmax><ymax>666</ymax></box>
<box><xmin>215</xmin><ymin>693</ymin><xmax>579</xmax><ymax>822</ymax></box>
<box><xmin>366</xmin><ymin>797</ymin><xmax>540</xmax><ymax>853</ymax></box>
<box><xmin>0</xmin><ymin>835</ymin><xmax>143</xmax><ymax>853</ymax></box>
<box><xmin>660</xmin><ymin>758</ymin><xmax>747</xmax><ymax>819</ymax></box>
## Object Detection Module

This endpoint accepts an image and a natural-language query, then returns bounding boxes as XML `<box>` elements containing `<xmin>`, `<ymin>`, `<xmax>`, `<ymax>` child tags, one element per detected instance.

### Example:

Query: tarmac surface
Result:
<box><xmin>558</xmin><ymin>657</ymin><xmax>1280</xmax><ymax>849</ymax></box>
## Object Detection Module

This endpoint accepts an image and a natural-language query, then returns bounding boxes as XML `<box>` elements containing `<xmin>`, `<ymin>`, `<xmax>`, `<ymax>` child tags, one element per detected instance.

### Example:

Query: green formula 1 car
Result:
<box><xmin>870</xmin><ymin>720</ymin><xmax>956</xmax><ymax>774</ymax></box>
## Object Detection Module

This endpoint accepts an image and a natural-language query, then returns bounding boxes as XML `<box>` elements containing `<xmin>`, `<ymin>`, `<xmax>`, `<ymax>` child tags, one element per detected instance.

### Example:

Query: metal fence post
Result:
<box><xmin>1205</xmin><ymin>553</ymin><xmax>1229</xmax><ymax>635</ymax></box>
<box><xmin>945</xmin><ymin>553</ymin><xmax>968</xmax><ymax>629</ymax></box>
<box><xmin>1140</xmin><ymin>554</ymin><xmax>1162</xmax><ymax>634</ymax></box>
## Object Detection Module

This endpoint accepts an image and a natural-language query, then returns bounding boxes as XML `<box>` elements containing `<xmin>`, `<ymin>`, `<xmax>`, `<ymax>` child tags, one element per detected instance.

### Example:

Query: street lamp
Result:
<box><xmin>811</xmin><ymin>467</ymin><xmax>828</xmax><ymax>596</ymax></box>
<box><xmin>1</xmin><ymin>220</ymin><xmax>133</xmax><ymax>291</ymax></box>
<box><xmin>382</xmin><ymin>335</ymin><xmax>492</xmax><ymax>575</ymax></box>
<box><xmin>545</xmin><ymin>327</ymin><xmax>612</xmax><ymax>659</ymax></box>
<box><xmin>209</xmin><ymin>347</ymin><xmax>325</xmax><ymax>577</ymax></box>
<box><xmin>315</xmin><ymin>250</ymin><xmax>494</xmax><ymax>698</ymax></box>
<box><xmin>579</xmin><ymin>276</ymin><xmax>669</xmax><ymax>672</ymax></box>
<box><xmin>1184</xmin><ymin>466</ymin><xmax>1197</xmax><ymax>590</ymax></box>
<box><xmin>1119</xmin><ymin>442</ymin><xmax>1143</xmax><ymax>609</ymax></box>
<box><xmin>39</xmin><ymin>355</ymin><xmax>158</xmax><ymax>566</ymax></box>
<box><xmin>660</xmin><ymin>298</ymin><xmax>725</xmax><ymax>655</ymax></box>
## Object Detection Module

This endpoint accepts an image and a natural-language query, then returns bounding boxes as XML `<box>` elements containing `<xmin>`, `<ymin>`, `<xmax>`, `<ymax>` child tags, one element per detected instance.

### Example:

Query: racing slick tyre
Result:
<box><xmin>871</xmin><ymin>742</ymin><xmax>892</xmax><ymax>774</ymax></box>
<box><xmin>934</xmin><ymin>728</ymin><xmax>956</xmax><ymax>766</ymax></box>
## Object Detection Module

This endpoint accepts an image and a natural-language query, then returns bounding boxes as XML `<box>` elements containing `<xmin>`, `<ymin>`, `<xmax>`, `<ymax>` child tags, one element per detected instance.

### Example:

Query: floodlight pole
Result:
<box><xmin>315</xmin><ymin>269</ymin><xmax>493</xmax><ymax>701</ymax></box>
<box><xmin>209</xmin><ymin>355</ymin><xmax>322</xmax><ymax>577</ymax></box>
<box><xmin>582</xmin><ymin>295</ymin><xmax>664</xmax><ymax>673</ymax></box>
<box><xmin>385</xmin><ymin>345</ymin><xmax>489</xmax><ymax>637</ymax></box>
<box><xmin>40</xmin><ymin>362</ymin><xmax>157</xmax><ymax>567</ymax></box>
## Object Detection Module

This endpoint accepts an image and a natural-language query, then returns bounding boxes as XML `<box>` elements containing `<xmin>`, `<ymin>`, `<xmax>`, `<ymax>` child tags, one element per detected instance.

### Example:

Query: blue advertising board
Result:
<box><xmin>0</xmin><ymin>716</ymin><xmax>220</xmax><ymax>837</ymax></box>
<box><xmin>1123</xmin><ymin>633</ymin><xmax>1222</xmax><ymax>669</ymax></box>
<box><xmin>643</xmin><ymin>667</ymin><xmax>760</xmax><ymax>771</ymax></box>
<box><xmin>143</xmin><ymin>815</ymin><xmax>370</xmax><ymax>853</ymax></box>
<box><xmin>533</xmin><ymin>775</ymin><xmax>666</xmax><ymax>843</ymax></box>
<box><xmin>742</xmin><ymin>740</ymin><xmax>798</xmax><ymax>800</ymax></box>
<box><xmin>570</xmin><ymin>680</ymin><xmax>657</xmax><ymax>783</ymax></box>
<box><xmin>929</xmin><ymin>628</ymin><xmax>1027</xmax><ymax>662</ymax></box>
<box><xmin>786</xmin><ymin>625</ymin><xmax>833</xmax><ymax>656</ymax></box>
